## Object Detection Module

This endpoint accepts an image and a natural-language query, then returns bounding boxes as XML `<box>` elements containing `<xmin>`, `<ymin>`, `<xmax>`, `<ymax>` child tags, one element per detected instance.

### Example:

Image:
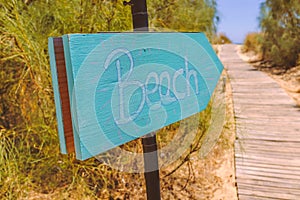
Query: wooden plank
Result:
<box><xmin>236</xmin><ymin>152</ymin><xmax>300</xmax><ymax>162</ymax></box>
<box><xmin>233</xmin><ymin>93</ymin><xmax>289</xmax><ymax>98</ymax></box>
<box><xmin>235</xmin><ymin>155</ymin><xmax>300</xmax><ymax>167</ymax></box>
<box><xmin>236</xmin><ymin>165</ymin><xmax>300</xmax><ymax>177</ymax></box>
<box><xmin>235</xmin><ymin>158</ymin><xmax>300</xmax><ymax>171</ymax></box>
<box><xmin>236</xmin><ymin>119</ymin><xmax>300</xmax><ymax>126</ymax></box>
<box><xmin>235</xmin><ymin>114</ymin><xmax>300</xmax><ymax>121</ymax></box>
<box><xmin>237</xmin><ymin>186</ymin><xmax>299</xmax><ymax>200</ymax></box>
<box><xmin>236</xmin><ymin>130</ymin><xmax>300</xmax><ymax>140</ymax></box>
<box><xmin>236</xmin><ymin>139</ymin><xmax>300</xmax><ymax>147</ymax></box>
<box><xmin>235</xmin><ymin>160</ymin><xmax>300</xmax><ymax>173</ymax></box>
<box><xmin>232</xmin><ymin>87</ymin><xmax>284</xmax><ymax>92</ymax></box>
<box><xmin>235</xmin><ymin>106</ymin><xmax>300</xmax><ymax>113</ymax></box>
<box><xmin>236</xmin><ymin>167</ymin><xmax>300</xmax><ymax>182</ymax></box>
<box><xmin>234</xmin><ymin>100</ymin><xmax>293</xmax><ymax>105</ymax></box>
<box><xmin>236</xmin><ymin>151</ymin><xmax>300</xmax><ymax>161</ymax></box>
<box><xmin>230</xmin><ymin>80</ymin><xmax>277</xmax><ymax>85</ymax></box>
<box><xmin>236</xmin><ymin>129</ymin><xmax>300</xmax><ymax>137</ymax></box>
<box><xmin>235</xmin><ymin>144</ymin><xmax>300</xmax><ymax>156</ymax></box>
<box><xmin>235</xmin><ymin>143</ymin><xmax>300</xmax><ymax>154</ymax></box>
<box><xmin>237</xmin><ymin>185</ymin><xmax>300</xmax><ymax>198</ymax></box>
<box><xmin>236</xmin><ymin>116</ymin><xmax>300</xmax><ymax>123</ymax></box>
<box><xmin>237</xmin><ymin>180</ymin><xmax>300</xmax><ymax>194</ymax></box>
<box><xmin>235</xmin><ymin>148</ymin><xmax>300</xmax><ymax>160</ymax></box>
<box><xmin>236</xmin><ymin>140</ymin><xmax>300</xmax><ymax>151</ymax></box>
<box><xmin>48</xmin><ymin>37</ymin><xmax>75</xmax><ymax>153</ymax></box>
<box><xmin>236</xmin><ymin>124</ymin><xmax>300</xmax><ymax>133</ymax></box>
<box><xmin>237</xmin><ymin>182</ymin><xmax>300</xmax><ymax>196</ymax></box>
<box><xmin>238</xmin><ymin>194</ymin><xmax>277</xmax><ymax>200</ymax></box>
<box><xmin>233</xmin><ymin>99</ymin><xmax>293</xmax><ymax>105</ymax></box>
<box><xmin>236</xmin><ymin>120</ymin><xmax>300</xmax><ymax>128</ymax></box>
<box><xmin>234</xmin><ymin>103</ymin><xmax>298</xmax><ymax>108</ymax></box>
<box><xmin>235</xmin><ymin>105</ymin><xmax>300</xmax><ymax>112</ymax></box>
<box><xmin>235</xmin><ymin>109</ymin><xmax>300</xmax><ymax>116</ymax></box>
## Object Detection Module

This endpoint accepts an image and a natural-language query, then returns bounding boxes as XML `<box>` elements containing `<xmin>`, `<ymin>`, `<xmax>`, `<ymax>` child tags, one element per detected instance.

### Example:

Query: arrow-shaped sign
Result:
<box><xmin>49</xmin><ymin>32</ymin><xmax>223</xmax><ymax>161</ymax></box>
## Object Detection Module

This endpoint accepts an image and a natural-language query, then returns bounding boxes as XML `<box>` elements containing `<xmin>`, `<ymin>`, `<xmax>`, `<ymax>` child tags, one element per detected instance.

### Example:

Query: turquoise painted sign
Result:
<box><xmin>49</xmin><ymin>33</ymin><xmax>223</xmax><ymax>160</ymax></box>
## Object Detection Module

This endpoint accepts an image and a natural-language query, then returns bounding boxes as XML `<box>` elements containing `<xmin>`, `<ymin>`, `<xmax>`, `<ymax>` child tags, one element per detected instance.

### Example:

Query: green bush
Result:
<box><xmin>242</xmin><ymin>32</ymin><xmax>263</xmax><ymax>54</ymax></box>
<box><xmin>148</xmin><ymin>0</ymin><xmax>218</xmax><ymax>39</ymax></box>
<box><xmin>212</xmin><ymin>33</ymin><xmax>232</xmax><ymax>44</ymax></box>
<box><xmin>259</xmin><ymin>0</ymin><xmax>300</xmax><ymax>68</ymax></box>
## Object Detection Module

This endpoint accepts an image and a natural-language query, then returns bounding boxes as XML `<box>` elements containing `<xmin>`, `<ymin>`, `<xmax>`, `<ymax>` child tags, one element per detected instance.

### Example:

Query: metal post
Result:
<box><xmin>142</xmin><ymin>132</ymin><xmax>161</xmax><ymax>200</ymax></box>
<box><xmin>124</xmin><ymin>0</ymin><xmax>161</xmax><ymax>199</ymax></box>
<box><xmin>124</xmin><ymin>0</ymin><xmax>149</xmax><ymax>31</ymax></box>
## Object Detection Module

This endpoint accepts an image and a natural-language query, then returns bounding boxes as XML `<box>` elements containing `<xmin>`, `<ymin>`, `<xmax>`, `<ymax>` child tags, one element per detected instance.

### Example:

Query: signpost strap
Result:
<box><xmin>125</xmin><ymin>0</ymin><xmax>161</xmax><ymax>199</ymax></box>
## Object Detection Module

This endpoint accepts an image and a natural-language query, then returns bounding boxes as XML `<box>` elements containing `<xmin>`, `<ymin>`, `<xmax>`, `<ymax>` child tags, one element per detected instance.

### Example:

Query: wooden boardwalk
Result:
<box><xmin>220</xmin><ymin>44</ymin><xmax>300</xmax><ymax>200</ymax></box>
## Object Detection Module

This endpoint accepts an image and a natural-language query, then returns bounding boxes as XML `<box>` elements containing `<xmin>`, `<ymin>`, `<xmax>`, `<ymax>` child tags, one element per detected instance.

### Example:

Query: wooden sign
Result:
<box><xmin>49</xmin><ymin>33</ymin><xmax>223</xmax><ymax>160</ymax></box>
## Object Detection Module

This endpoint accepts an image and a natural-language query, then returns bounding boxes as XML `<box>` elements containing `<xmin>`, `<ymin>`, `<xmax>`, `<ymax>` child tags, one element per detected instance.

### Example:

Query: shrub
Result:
<box><xmin>212</xmin><ymin>33</ymin><xmax>232</xmax><ymax>44</ymax></box>
<box><xmin>242</xmin><ymin>32</ymin><xmax>263</xmax><ymax>54</ymax></box>
<box><xmin>259</xmin><ymin>0</ymin><xmax>300</xmax><ymax>68</ymax></box>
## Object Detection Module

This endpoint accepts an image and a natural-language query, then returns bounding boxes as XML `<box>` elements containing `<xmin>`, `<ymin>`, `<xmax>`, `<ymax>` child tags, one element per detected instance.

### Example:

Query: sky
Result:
<box><xmin>217</xmin><ymin>0</ymin><xmax>265</xmax><ymax>44</ymax></box>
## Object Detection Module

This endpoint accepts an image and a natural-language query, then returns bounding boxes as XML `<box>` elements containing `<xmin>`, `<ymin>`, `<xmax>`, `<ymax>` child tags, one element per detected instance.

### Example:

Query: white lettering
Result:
<box><xmin>103</xmin><ymin>49</ymin><xmax>200</xmax><ymax>125</ymax></box>
<box><xmin>104</xmin><ymin>49</ymin><xmax>145</xmax><ymax>125</ymax></box>
<box><xmin>173</xmin><ymin>69</ymin><xmax>185</xmax><ymax>99</ymax></box>
<box><xmin>185</xmin><ymin>56</ymin><xmax>198</xmax><ymax>96</ymax></box>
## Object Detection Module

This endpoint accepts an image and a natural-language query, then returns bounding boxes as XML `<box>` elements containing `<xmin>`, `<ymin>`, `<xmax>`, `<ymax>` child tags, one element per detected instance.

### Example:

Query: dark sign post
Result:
<box><xmin>125</xmin><ymin>0</ymin><xmax>149</xmax><ymax>31</ymax></box>
<box><xmin>124</xmin><ymin>0</ymin><xmax>161</xmax><ymax>199</ymax></box>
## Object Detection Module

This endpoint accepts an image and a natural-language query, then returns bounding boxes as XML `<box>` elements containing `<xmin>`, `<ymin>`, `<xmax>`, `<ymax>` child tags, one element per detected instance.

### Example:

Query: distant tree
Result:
<box><xmin>242</xmin><ymin>32</ymin><xmax>263</xmax><ymax>55</ymax></box>
<box><xmin>213</xmin><ymin>33</ymin><xmax>232</xmax><ymax>44</ymax></box>
<box><xmin>148</xmin><ymin>0</ymin><xmax>218</xmax><ymax>39</ymax></box>
<box><xmin>259</xmin><ymin>0</ymin><xmax>300</xmax><ymax>68</ymax></box>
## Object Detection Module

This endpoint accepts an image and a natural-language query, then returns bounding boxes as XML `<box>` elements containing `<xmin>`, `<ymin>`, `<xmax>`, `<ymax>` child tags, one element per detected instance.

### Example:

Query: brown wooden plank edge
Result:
<box><xmin>53</xmin><ymin>37</ymin><xmax>75</xmax><ymax>153</ymax></box>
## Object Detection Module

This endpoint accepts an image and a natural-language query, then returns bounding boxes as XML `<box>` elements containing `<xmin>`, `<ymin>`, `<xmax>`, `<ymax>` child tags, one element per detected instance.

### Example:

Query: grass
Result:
<box><xmin>0</xmin><ymin>98</ymin><xmax>216</xmax><ymax>199</ymax></box>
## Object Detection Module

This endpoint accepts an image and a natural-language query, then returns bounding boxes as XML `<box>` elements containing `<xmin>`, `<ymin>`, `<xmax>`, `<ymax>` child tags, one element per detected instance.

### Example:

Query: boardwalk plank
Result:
<box><xmin>238</xmin><ymin>186</ymin><xmax>299</xmax><ymax>200</ymax></box>
<box><xmin>236</xmin><ymin>165</ymin><xmax>300</xmax><ymax>177</ymax></box>
<box><xmin>235</xmin><ymin>142</ymin><xmax>300</xmax><ymax>153</ymax></box>
<box><xmin>236</xmin><ymin>124</ymin><xmax>300</xmax><ymax>133</ymax></box>
<box><xmin>238</xmin><ymin>181</ymin><xmax>300</xmax><ymax>196</ymax></box>
<box><xmin>236</xmin><ymin>168</ymin><xmax>300</xmax><ymax>182</ymax></box>
<box><xmin>235</xmin><ymin>160</ymin><xmax>300</xmax><ymax>174</ymax></box>
<box><xmin>235</xmin><ymin>154</ymin><xmax>300</xmax><ymax>166</ymax></box>
<box><xmin>238</xmin><ymin>194</ymin><xmax>279</xmax><ymax>200</ymax></box>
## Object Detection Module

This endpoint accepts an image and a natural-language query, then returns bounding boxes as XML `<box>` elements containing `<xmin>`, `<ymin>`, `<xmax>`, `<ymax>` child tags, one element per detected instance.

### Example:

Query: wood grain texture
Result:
<box><xmin>49</xmin><ymin>37</ymin><xmax>75</xmax><ymax>154</ymax></box>
<box><xmin>60</xmin><ymin>33</ymin><xmax>223</xmax><ymax>160</ymax></box>
<box><xmin>220</xmin><ymin>44</ymin><xmax>300</xmax><ymax>200</ymax></box>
